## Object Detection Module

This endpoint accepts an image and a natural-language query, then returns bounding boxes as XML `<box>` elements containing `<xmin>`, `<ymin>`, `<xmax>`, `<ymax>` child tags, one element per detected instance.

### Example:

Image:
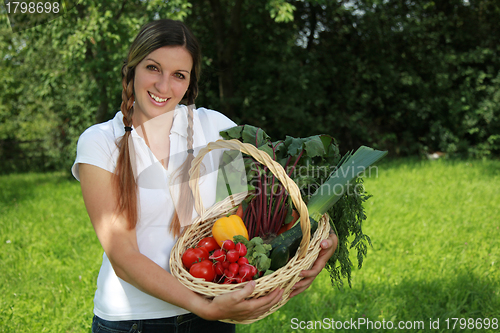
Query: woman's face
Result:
<box><xmin>132</xmin><ymin>46</ymin><xmax>193</xmax><ymax>126</ymax></box>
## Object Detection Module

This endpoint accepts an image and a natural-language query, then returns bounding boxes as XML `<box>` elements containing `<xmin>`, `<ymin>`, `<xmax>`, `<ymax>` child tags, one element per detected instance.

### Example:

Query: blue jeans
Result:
<box><xmin>91</xmin><ymin>314</ymin><xmax>236</xmax><ymax>333</ymax></box>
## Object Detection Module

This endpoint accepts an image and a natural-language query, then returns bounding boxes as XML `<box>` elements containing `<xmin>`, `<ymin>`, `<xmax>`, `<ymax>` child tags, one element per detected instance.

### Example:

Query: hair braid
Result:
<box><xmin>114</xmin><ymin>66</ymin><xmax>138</xmax><ymax>229</ymax></box>
<box><xmin>169</xmin><ymin>106</ymin><xmax>196</xmax><ymax>236</ymax></box>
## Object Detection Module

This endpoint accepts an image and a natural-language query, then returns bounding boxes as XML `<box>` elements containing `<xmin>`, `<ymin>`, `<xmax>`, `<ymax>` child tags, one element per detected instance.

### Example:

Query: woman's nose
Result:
<box><xmin>155</xmin><ymin>74</ymin><xmax>171</xmax><ymax>94</ymax></box>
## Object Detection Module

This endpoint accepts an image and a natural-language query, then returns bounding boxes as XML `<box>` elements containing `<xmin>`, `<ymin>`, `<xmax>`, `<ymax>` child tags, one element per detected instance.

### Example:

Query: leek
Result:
<box><xmin>307</xmin><ymin>146</ymin><xmax>388</xmax><ymax>222</ymax></box>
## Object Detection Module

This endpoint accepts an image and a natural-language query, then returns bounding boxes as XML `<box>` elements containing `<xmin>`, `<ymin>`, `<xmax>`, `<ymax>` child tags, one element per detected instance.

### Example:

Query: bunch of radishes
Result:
<box><xmin>181</xmin><ymin>236</ymin><xmax>259</xmax><ymax>284</ymax></box>
<box><xmin>210</xmin><ymin>239</ymin><xmax>258</xmax><ymax>284</ymax></box>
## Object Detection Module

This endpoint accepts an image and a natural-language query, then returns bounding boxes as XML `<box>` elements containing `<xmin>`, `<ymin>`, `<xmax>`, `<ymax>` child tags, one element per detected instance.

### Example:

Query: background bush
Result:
<box><xmin>1</xmin><ymin>0</ymin><xmax>500</xmax><ymax>174</ymax></box>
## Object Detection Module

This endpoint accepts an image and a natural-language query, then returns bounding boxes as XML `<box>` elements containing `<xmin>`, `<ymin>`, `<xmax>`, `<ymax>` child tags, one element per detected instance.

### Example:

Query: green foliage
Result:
<box><xmin>3</xmin><ymin>0</ymin><xmax>500</xmax><ymax>173</ymax></box>
<box><xmin>326</xmin><ymin>177</ymin><xmax>372</xmax><ymax>289</ymax></box>
<box><xmin>234</xmin><ymin>235</ymin><xmax>273</xmax><ymax>273</ymax></box>
<box><xmin>191</xmin><ymin>0</ymin><xmax>500</xmax><ymax>158</ymax></box>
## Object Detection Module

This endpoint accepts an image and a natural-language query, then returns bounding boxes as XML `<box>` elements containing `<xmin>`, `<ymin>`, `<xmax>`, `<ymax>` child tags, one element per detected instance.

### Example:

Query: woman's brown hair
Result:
<box><xmin>115</xmin><ymin>19</ymin><xmax>201</xmax><ymax>236</ymax></box>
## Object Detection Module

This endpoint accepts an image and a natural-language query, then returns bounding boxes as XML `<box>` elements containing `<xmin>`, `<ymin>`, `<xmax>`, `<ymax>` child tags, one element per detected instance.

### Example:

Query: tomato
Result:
<box><xmin>197</xmin><ymin>237</ymin><xmax>220</xmax><ymax>253</ymax></box>
<box><xmin>182</xmin><ymin>247</ymin><xmax>209</xmax><ymax>270</ymax></box>
<box><xmin>189</xmin><ymin>260</ymin><xmax>215</xmax><ymax>282</ymax></box>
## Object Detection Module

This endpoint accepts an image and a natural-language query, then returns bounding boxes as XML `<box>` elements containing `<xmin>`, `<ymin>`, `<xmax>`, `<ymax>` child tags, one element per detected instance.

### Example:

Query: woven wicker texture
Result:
<box><xmin>170</xmin><ymin>139</ymin><xmax>330</xmax><ymax>324</ymax></box>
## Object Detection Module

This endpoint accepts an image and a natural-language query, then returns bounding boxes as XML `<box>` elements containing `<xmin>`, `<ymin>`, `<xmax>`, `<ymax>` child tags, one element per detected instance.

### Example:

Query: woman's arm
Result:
<box><xmin>79</xmin><ymin>163</ymin><xmax>283</xmax><ymax>321</ymax></box>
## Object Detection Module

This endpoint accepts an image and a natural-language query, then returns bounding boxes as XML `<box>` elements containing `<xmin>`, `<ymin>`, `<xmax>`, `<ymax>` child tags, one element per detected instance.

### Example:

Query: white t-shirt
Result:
<box><xmin>72</xmin><ymin>106</ymin><xmax>237</xmax><ymax>321</ymax></box>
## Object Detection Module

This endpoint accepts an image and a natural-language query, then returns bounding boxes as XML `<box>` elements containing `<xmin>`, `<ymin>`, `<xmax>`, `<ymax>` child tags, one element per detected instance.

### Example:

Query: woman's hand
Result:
<box><xmin>289</xmin><ymin>231</ymin><xmax>338</xmax><ymax>298</ymax></box>
<box><xmin>201</xmin><ymin>281</ymin><xmax>284</xmax><ymax>321</ymax></box>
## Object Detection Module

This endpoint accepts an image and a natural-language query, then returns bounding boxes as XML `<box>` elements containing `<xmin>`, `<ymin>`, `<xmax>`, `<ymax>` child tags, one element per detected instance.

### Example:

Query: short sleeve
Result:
<box><xmin>71</xmin><ymin>127</ymin><xmax>118</xmax><ymax>181</ymax></box>
<box><xmin>199</xmin><ymin>108</ymin><xmax>237</xmax><ymax>142</ymax></box>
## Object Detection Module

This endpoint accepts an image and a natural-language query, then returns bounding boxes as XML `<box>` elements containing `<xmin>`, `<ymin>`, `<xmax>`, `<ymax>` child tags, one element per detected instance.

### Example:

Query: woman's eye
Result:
<box><xmin>174</xmin><ymin>73</ymin><xmax>185</xmax><ymax>79</ymax></box>
<box><xmin>146</xmin><ymin>65</ymin><xmax>158</xmax><ymax>71</ymax></box>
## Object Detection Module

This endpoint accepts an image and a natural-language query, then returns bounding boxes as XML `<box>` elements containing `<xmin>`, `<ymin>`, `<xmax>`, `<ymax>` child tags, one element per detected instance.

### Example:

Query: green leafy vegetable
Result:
<box><xmin>233</xmin><ymin>235</ymin><xmax>272</xmax><ymax>273</ymax></box>
<box><xmin>222</xmin><ymin>125</ymin><xmax>387</xmax><ymax>288</ymax></box>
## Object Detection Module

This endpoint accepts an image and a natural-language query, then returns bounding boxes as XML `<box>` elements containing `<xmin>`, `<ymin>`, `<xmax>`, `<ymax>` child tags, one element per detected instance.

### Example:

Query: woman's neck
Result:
<box><xmin>134</xmin><ymin>111</ymin><xmax>175</xmax><ymax>168</ymax></box>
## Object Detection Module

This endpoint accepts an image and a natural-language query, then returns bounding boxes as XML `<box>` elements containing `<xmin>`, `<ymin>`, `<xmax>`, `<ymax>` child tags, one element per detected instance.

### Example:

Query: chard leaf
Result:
<box><xmin>303</xmin><ymin>135</ymin><xmax>325</xmax><ymax>158</ymax></box>
<box><xmin>241</xmin><ymin>125</ymin><xmax>271</xmax><ymax>147</ymax></box>
<box><xmin>284</xmin><ymin>136</ymin><xmax>304</xmax><ymax>156</ymax></box>
<box><xmin>220</xmin><ymin>126</ymin><xmax>243</xmax><ymax>140</ymax></box>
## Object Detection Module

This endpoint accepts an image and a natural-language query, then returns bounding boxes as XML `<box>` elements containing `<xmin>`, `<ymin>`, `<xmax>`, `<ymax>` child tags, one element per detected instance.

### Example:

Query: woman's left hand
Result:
<box><xmin>289</xmin><ymin>231</ymin><xmax>338</xmax><ymax>298</ymax></box>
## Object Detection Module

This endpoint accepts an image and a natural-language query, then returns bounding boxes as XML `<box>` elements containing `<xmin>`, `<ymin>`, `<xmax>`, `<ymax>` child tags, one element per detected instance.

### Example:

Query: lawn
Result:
<box><xmin>1</xmin><ymin>158</ymin><xmax>499</xmax><ymax>332</ymax></box>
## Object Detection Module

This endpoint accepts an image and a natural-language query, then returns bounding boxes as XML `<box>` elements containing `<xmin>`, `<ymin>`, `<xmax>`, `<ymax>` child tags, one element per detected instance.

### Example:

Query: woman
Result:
<box><xmin>72</xmin><ymin>19</ymin><xmax>338</xmax><ymax>333</ymax></box>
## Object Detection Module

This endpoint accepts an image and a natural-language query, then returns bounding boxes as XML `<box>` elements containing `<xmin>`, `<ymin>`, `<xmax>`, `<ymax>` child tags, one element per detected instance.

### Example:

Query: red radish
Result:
<box><xmin>221</xmin><ymin>240</ymin><xmax>235</xmax><ymax>251</ymax></box>
<box><xmin>238</xmin><ymin>264</ymin><xmax>254</xmax><ymax>281</ymax></box>
<box><xmin>249</xmin><ymin>264</ymin><xmax>258</xmax><ymax>278</ymax></box>
<box><xmin>226</xmin><ymin>249</ymin><xmax>239</xmax><ymax>262</ymax></box>
<box><xmin>224</xmin><ymin>269</ymin><xmax>236</xmax><ymax>279</ymax></box>
<box><xmin>237</xmin><ymin>257</ymin><xmax>249</xmax><ymax>266</ymax></box>
<box><xmin>214</xmin><ymin>262</ymin><xmax>224</xmax><ymax>276</ymax></box>
<box><xmin>228</xmin><ymin>262</ymin><xmax>239</xmax><ymax>275</ymax></box>
<box><xmin>209</xmin><ymin>249</ymin><xmax>226</xmax><ymax>262</ymax></box>
<box><xmin>235</xmin><ymin>242</ymin><xmax>247</xmax><ymax>257</ymax></box>
<box><xmin>221</xmin><ymin>261</ymin><xmax>230</xmax><ymax>269</ymax></box>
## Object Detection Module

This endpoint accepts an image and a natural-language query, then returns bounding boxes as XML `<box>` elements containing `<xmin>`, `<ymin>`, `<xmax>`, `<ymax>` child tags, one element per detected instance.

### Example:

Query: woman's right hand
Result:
<box><xmin>201</xmin><ymin>281</ymin><xmax>284</xmax><ymax>322</ymax></box>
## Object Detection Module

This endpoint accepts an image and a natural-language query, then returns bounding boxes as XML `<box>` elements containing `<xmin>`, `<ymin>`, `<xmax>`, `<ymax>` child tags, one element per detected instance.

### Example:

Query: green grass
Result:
<box><xmin>1</xmin><ymin>158</ymin><xmax>499</xmax><ymax>332</ymax></box>
<box><xmin>0</xmin><ymin>173</ymin><xmax>101</xmax><ymax>332</ymax></box>
<box><xmin>238</xmin><ymin>158</ymin><xmax>500</xmax><ymax>333</ymax></box>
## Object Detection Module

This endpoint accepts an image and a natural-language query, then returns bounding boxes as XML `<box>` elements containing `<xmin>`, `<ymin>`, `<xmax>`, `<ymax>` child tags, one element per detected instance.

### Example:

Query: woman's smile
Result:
<box><xmin>148</xmin><ymin>91</ymin><xmax>170</xmax><ymax>103</ymax></box>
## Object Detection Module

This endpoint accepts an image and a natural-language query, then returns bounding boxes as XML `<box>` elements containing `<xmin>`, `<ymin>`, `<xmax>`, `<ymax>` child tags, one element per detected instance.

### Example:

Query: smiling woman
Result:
<box><xmin>70</xmin><ymin>18</ymin><xmax>337</xmax><ymax>333</ymax></box>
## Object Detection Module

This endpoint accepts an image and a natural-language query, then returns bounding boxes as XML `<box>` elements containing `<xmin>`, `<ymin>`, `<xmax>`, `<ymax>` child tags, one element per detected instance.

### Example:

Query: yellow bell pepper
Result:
<box><xmin>212</xmin><ymin>215</ymin><xmax>249</xmax><ymax>247</ymax></box>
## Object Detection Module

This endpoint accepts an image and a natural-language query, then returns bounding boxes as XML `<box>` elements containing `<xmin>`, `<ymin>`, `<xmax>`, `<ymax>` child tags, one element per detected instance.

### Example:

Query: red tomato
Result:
<box><xmin>197</xmin><ymin>237</ymin><xmax>220</xmax><ymax>252</ymax></box>
<box><xmin>189</xmin><ymin>260</ymin><xmax>215</xmax><ymax>282</ymax></box>
<box><xmin>182</xmin><ymin>247</ymin><xmax>209</xmax><ymax>270</ymax></box>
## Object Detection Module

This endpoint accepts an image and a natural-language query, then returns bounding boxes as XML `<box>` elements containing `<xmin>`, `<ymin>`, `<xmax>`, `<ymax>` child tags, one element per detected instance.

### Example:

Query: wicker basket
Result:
<box><xmin>169</xmin><ymin>139</ymin><xmax>330</xmax><ymax>324</ymax></box>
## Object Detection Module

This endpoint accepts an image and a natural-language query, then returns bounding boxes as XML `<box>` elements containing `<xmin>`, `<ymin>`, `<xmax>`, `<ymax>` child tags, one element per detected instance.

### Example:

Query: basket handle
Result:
<box><xmin>189</xmin><ymin>139</ymin><xmax>312</xmax><ymax>258</ymax></box>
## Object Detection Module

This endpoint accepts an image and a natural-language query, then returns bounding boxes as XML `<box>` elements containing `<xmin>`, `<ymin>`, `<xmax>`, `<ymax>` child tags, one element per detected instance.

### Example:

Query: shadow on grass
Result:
<box><xmin>0</xmin><ymin>172</ymin><xmax>71</xmax><ymax>206</ymax></box>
